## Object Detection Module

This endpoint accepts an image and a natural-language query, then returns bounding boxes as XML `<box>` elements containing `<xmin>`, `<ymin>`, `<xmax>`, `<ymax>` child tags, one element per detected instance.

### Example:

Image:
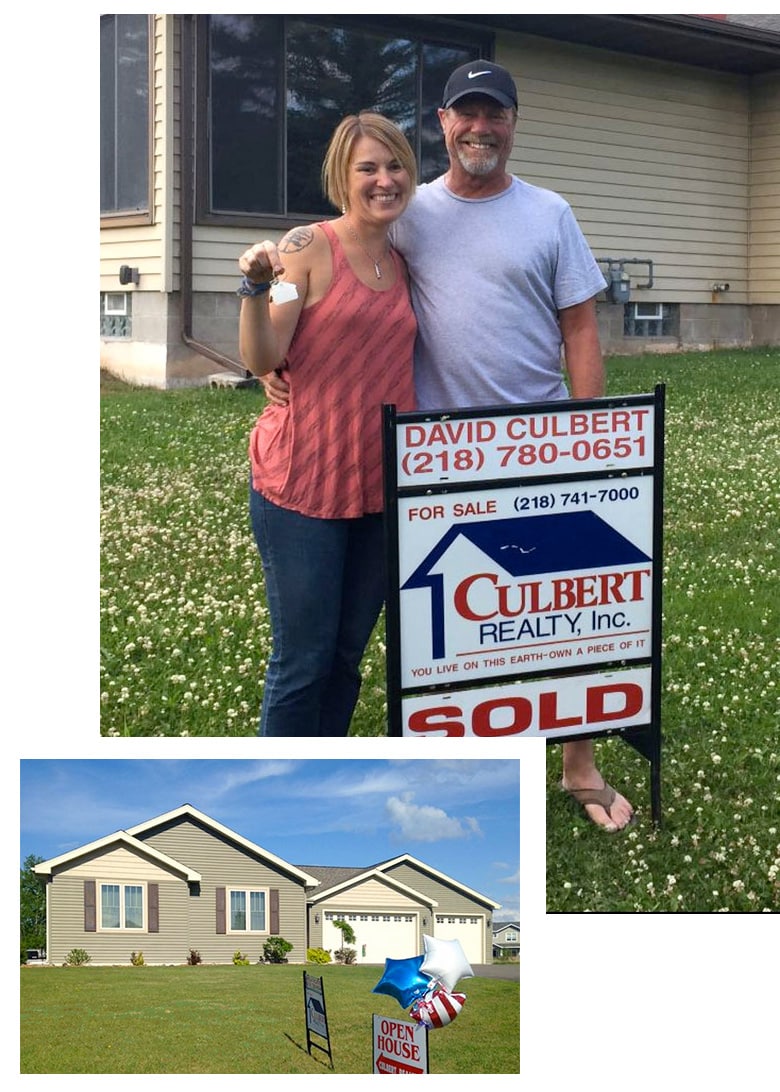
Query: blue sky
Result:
<box><xmin>20</xmin><ymin>759</ymin><xmax>519</xmax><ymax>919</ymax></box>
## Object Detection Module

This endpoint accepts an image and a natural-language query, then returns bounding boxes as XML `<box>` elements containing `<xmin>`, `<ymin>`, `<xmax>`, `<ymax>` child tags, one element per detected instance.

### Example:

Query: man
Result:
<box><xmin>390</xmin><ymin>60</ymin><xmax>634</xmax><ymax>832</ymax></box>
<box><xmin>262</xmin><ymin>61</ymin><xmax>634</xmax><ymax>829</ymax></box>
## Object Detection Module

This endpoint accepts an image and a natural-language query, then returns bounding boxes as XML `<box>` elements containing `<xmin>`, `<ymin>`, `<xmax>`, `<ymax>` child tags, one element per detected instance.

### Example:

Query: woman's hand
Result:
<box><xmin>238</xmin><ymin>241</ymin><xmax>284</xmax><ymax>284</ymax></box>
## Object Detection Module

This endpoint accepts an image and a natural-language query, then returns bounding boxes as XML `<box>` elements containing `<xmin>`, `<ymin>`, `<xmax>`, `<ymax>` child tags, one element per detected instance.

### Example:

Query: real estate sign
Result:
<box><xmin>384</xmin><ymin>390</ymin><xmax>665</xmax><ymax>819</ymax></box>
<box><xmin>372</xmin><ymin>1014</ymin><xmax>429</xmax><ymax>1074</ymax></box>
<box><xmin>304</xmin><ymin>972</ymin><xmax>333</xmax><ymax>1068</ymax></box>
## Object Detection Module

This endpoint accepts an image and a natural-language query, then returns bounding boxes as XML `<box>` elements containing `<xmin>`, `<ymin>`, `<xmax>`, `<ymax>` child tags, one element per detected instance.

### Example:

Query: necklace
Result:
<box><xmin>345</xmin><ymin>220</ymin><xmax>388</xmax><ymax>279</ymax></box>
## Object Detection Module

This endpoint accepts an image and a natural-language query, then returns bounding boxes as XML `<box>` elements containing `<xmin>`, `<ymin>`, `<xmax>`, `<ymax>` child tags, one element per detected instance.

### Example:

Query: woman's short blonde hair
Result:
<box><xmin>322</xmin><ymin>112</ymin><xmax>417</xmax><ymax>212</ymax></box>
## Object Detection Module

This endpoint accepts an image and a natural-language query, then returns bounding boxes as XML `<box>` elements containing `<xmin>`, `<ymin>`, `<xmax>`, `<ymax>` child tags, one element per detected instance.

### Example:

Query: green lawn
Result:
<box><xmin>20</xmin><ymin>964</ymin><xmax>519</xmax><ymax>1074</ymax></box>
<box><xmin>546</xmin><ymin>348</ymin><xmax>779</xmax><ymax>912</ymax></box>
<box><xmin>100</xmin><ymin>349</ymin><xmax>780</xmax><ymax>912</ymax></box>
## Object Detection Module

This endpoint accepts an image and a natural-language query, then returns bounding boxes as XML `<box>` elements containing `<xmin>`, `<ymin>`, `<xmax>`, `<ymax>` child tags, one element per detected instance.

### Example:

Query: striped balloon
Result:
<box><xmin>410</xmin><ymin>989</ymin><xmax>466</xmax><ymax>1029</ymax></box>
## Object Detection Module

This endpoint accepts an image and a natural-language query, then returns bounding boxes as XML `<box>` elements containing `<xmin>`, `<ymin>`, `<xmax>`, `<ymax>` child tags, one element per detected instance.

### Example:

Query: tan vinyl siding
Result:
<box><xmin>138</xmin><ymin>816</ymin><xmax>309</xmax><ymax>963</ymax></box>
<box><xmin>185</xmin><ymin>24</ymin><xmax>768</xmax><ymax>307</ymax></box>
<box><xmin>192</xmin><ymin>227</ymin><xmax>271</xmax><ymax>293</ymax></box>
<box><xmin>381</xmin><ymin>862</ymin><xmax>493</xmax><ymax>962</ymax></box>
<box><xmin>62</xmin><ymin>845</ymin><xmax>177</xmax><ymax>881</ymax></box>
<box><xmin>381</xmin><ymin>864</ymin><xmax>490</xmax><ymax>916</ymax></box>
<box><xmin>496</xmin><ymin>32</ymin><xmax>752</xmax><ymax>303</ymax></box>
<box><xmin>44</xmin><ymin>852</ymin><xmax>190</xmax><ymax>966</ymax></box>
<box><xmin>320</xmin><ymin>879</ymin><xmax>427</xmax><ymax>911</ymax></box>
<box><xmin>749</xmin><ymin>72</ymin><xmax>780</xmax><ymax>303</ymax></box>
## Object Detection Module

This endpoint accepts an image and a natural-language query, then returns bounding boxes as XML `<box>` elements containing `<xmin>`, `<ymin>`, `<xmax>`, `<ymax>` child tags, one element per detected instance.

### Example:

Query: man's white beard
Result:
<box><xmin>456</xmin><ymin>146</ymin><xmax>500</xmax><ymax>176</ymax></box>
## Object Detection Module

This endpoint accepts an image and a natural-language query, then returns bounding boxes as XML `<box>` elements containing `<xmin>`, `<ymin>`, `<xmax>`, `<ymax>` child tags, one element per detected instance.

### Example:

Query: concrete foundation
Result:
<box><xmin>101</xmin><ymin>293</ymin><xmax>780</xmax><ymax>388</ymax></box>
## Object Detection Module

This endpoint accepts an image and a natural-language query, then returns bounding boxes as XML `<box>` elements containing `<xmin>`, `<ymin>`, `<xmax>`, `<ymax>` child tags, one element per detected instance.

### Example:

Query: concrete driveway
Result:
<box><xmin>473</xmin><ymin>962</ymin><xmax>519</xmax><ymax>980</ymax></box>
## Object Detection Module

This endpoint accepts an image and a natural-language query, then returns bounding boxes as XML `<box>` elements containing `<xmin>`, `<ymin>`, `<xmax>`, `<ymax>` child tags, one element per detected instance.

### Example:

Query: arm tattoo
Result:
<box><xmin>280</xmin><ymin>227</ymin><xmax>315</xmax><ymax>254</ymax></box>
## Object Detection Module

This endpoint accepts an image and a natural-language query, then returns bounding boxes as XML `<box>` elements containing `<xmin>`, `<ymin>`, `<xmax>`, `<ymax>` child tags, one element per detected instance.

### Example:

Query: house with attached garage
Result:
<box><xmin>100</xmin><ymin>14</ymin><xmax>780</xmax><ymax>388</ymax></box>
<box><xmin>492</xmin><ymin>921</ymin><xmax>520</xmax><ymax>960</ymax></box>
<box><xmin>33</xmin><ymin>805</ymin><xmax>501</xmax><ymax>966</ymax></box>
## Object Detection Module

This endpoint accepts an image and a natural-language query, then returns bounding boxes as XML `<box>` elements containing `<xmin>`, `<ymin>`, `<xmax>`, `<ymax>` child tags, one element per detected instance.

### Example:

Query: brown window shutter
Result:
<box><xmin>84</xmin><ymin>880</ymin><xmax>97</xmax><ymax>932</ymax></box>
<box><xmin>270</xmin><ymin>889</ymin><xmax>279</xmax><ymax>934</ymax></box>
<box><xmin>148</xmin><ymin>883</ymin><xmax>159</xmax><ymax>933</ymax></box>
<box><xmin>216</xmin><ymin>886</ymin><xmax>226</xmax><ymax>934</ymax></box>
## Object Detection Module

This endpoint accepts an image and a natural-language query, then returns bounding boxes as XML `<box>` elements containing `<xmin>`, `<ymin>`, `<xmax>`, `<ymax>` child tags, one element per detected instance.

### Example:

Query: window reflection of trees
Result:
<box><xmin>208</xmin><ymin>16</ymin><xmax>475</xmax><ymax>217</ymax></box>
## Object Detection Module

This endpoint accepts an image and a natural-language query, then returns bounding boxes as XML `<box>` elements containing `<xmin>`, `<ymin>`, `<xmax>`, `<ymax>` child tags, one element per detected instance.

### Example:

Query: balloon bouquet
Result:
<box><xmin>372</xmin><ymin>935</ymin><xmax>474</xmax><ymax>1029</ymax></box>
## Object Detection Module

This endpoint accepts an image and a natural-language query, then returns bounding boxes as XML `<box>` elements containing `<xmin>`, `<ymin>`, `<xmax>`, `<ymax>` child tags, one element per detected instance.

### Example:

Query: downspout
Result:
<box><xmin>179</xmin><ymin>15</ymin><xmax>250</xmax><ymax>378</ymax></box>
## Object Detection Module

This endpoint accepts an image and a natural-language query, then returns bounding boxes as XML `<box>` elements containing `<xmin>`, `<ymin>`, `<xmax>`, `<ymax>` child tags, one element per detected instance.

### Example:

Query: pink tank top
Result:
<box><xmin>249</xmin><ymin>220</ymin><xmax>417</xmax><ymax>518</ymax></box>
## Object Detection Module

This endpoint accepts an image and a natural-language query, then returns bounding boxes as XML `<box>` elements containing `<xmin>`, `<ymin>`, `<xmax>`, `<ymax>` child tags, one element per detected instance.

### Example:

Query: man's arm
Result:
<box><xmin>558</xmin><ymin>297</ymin><xmax>605</xmax><ymax>399</ymax></box>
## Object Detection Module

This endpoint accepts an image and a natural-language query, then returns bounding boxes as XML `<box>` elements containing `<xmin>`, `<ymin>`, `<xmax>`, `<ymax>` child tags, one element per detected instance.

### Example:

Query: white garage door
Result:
<box><xmin>433</xmin><ymin>914</ymin><xmax>484</xmax><ymax>964</ymax></box>
<box><xmin>322</xmin><ymin>911</ymin><xmax>419</xmax><ymax>964</ymax></box>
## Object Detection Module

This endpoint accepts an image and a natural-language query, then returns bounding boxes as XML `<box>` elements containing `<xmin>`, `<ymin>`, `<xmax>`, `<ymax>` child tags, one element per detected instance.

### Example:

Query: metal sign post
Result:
<box><xmin>384</xmin><ymin>388</ymin><xmax>665</xmax><ymax>825</ymax></box>
<box><xmin>303</xmin><ymin>972</ymin><xmax>333</xmax><ymax>1068</ymax></box>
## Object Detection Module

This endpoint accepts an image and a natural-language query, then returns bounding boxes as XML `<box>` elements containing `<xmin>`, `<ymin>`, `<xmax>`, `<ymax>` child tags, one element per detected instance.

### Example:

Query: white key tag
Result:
<box><xmin>270</xmin><ymin>280</ymin><xmax>299</xmax><ymax>305</ymax></box>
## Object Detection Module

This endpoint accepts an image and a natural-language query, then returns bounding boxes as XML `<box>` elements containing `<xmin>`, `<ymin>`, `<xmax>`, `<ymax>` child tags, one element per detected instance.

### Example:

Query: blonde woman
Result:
<box><xmin>238</xmin><ymin>113</ymin><xmax>417</xmax><ymax>736</ymax></box>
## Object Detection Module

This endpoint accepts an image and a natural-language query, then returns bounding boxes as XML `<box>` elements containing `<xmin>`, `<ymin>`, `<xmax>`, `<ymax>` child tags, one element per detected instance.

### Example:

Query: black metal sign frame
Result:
<box><xmin>303</xmin><ymin>971</ymin><xmax>333</xmax><ymax>1069</ymax></box>
<box><xmin>383</xmin><ymin>387</ymin><xmax>665</xmax><ymax>825</ymax></box>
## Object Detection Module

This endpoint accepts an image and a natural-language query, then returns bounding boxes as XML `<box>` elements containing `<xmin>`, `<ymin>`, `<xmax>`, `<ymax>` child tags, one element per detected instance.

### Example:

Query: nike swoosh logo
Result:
<box><xmin>467</xmin><ymin>70</ymin><xmax>491</xmax><ymax>79</ymax></box>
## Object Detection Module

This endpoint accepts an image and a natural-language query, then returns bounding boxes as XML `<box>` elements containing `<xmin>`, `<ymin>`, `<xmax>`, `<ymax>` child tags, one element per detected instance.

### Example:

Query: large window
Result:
<box><xmin>100</xmin><ymin>883</ymin><xmax>145</xmax><ymax>930</ymax></box>
<box><xmin>100</xmin><ymin>14</ymin><xmax>151</xmax><ymax>219</ymax></box>
<box><xmin>229</xmin><ymin>888</ymin><xmax>267</xmax><ymax>932</ymax></box>
<box><xmin>201</xmin><ymin>16</ymin><xmax>485</xmax><ymax>223</ymax></box>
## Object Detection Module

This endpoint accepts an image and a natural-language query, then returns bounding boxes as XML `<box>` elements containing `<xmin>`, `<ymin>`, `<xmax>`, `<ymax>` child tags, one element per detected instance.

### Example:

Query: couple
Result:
<box><xmin>237</xmin><ymin>60</ymin><xmax>634</xmax><ymax>833</ymax></box>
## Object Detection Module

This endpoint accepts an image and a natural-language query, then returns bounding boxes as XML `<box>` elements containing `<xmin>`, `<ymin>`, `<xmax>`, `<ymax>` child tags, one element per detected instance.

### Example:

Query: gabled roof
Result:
<box><xmin>374</xmin><ymin>854</ymin><xmax>502</xmax><ymax>910</ymax></box>
<box><xmin>33</xmin><ymin>830</ymin><xmax>202</xmax><ymax>883</ymax></box>
<box><xmin>295</xmin><ymin>865</ymin><xmax>369</xmax><ymax>893</ymax></box>
<box><xmin>126</xmin><ymin>804</ymin><xmax>321</xmax><ymax>888</ymax></box>
<box><xmin>303</xmin><ymin>864</ymin><xmax>439</xmax><ymax>908</ymax></box>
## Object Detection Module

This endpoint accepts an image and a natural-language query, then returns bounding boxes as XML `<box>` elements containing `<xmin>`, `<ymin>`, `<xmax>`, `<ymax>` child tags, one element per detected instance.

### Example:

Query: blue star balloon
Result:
<box><xmin>372</xmin><ymin>954</ymin><xmax>433</xmax><ymax>1009</ymax></box>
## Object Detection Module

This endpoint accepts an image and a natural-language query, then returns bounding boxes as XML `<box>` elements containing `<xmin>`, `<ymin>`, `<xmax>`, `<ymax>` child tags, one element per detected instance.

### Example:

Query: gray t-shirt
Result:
<box><xmin>391</xmin><ymin>175</ymin><xmax>607</xmax><ymax>411</ymax></box>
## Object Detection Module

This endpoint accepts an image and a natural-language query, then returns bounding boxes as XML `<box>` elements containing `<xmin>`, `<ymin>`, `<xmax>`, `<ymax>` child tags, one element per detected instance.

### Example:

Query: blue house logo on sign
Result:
<box><xmin>400</xmin><ymin>511</ymin><xmax>652</xmax><ymax>685</ymax></box>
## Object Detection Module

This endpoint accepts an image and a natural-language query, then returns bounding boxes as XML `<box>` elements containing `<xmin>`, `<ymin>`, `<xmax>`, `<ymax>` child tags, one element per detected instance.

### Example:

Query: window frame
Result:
<box><xmin>194</xmin><ymin>14</ymin><xmax>491</xmax><ymax>229</ymax></box>
<box><xmin>100</xmin><ymin>13</ymin><xmax>154</xmax><ymax>228</ymax></box>
<box><xmin>624</xmin><ymin>301</ymin><xmax>679</xmax><ymax>338</ymax></box>
<box><xmin>98</xmin><ymin>880</ymin><xmax>147</xmax><ymax>932</ymax></box>
<box><xmin>227</xmin><ymin>886</ymin><xmax>270</xmax><ymax>935</ymax></box>
<box><xmin>633</xmin><ymin>302</ymin><xmax>664</xmax><ymax>321</ymax></box>
<box><xmin>103</xmin><ymin>292</ymin><xmax>129</xmax><ymax>316</ymax></box>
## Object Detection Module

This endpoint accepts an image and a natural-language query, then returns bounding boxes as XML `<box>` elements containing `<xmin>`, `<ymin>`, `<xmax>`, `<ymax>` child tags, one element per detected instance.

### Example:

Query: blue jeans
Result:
<box><xmin>249</xmin><ymin>486</ymin><xmax>386</xmax><ymax>736</ymax></box>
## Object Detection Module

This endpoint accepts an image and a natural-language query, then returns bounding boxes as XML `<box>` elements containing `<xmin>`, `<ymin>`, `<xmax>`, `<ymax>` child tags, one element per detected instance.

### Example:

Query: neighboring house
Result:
<box><xmin>492</xmin><ymin>921</ymin><xmax>520</xmax><ymax>959</ymax></box>
<box><xmin>100</xmin><ymin>14</ymin><xmax>780</xmax><ymax>388</ymax></box>
<box><xmin>33</xmin><ymin>805</ymin><xmax>501</xmax><ymax>966</ymax></box>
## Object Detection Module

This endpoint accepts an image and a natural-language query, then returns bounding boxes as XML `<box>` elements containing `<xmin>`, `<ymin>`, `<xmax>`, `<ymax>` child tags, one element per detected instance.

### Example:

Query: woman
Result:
<box><xmin>238</xmin><ymin>113</ymin><xmax>417</xmax><ymax>736</ymax></box>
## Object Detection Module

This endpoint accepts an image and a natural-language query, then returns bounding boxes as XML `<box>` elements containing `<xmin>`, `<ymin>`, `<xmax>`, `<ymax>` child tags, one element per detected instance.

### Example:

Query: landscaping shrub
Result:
<box><xmin>263</xmin><ymin>936</ymin><xmax>293</xmax><ymax>963</ymax></box>
<box><xmin>306</xmin><ymin>947</ymin><xmax>332</xmax><ymax>964</ymax></box>
<box><xmin>64</xmin><ymin>948</ymin><xmax>91</xmax><ymax>966</ymax></box>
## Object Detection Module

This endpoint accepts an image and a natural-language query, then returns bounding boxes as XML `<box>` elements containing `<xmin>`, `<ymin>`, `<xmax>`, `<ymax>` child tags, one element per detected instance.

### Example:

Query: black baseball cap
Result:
<box><xmin>441</xmin><ymin>61</ymin><xmax>518</xmax><ymax>110</ymax></box>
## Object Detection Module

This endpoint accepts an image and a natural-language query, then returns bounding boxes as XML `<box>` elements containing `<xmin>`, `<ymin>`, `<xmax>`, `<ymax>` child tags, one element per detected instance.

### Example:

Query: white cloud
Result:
<box><xmin>385</xmin><ymin>793</ymin><xmax>482</xmax><ymax>843</ymax></box>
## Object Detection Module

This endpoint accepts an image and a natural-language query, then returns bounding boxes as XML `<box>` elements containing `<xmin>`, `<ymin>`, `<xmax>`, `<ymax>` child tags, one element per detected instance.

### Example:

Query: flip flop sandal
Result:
<box><xmin>559</xmin><ymin>779</ymin><xmax>635</xmax><ymax>833</ymax></box>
